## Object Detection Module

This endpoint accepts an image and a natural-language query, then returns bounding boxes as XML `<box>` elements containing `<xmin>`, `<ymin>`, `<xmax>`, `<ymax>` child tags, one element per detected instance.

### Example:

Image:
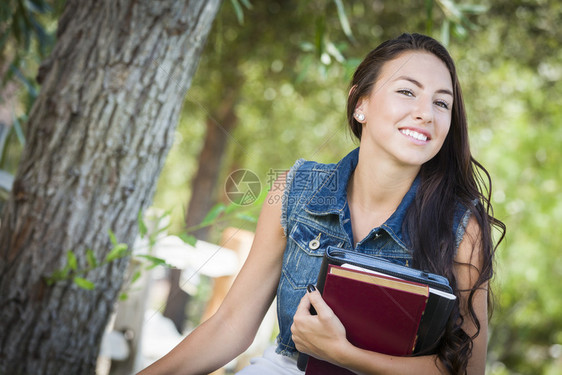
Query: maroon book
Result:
<box><xmin>305</xmin><ymin>265</ymin><xmax>429</xmax><ymax>375</ymax></box>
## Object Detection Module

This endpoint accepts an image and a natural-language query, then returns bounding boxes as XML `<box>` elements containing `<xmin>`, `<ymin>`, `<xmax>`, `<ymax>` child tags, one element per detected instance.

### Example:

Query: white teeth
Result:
<box><xmin>401</xmin><ymin>129</ymin><xmax>427</xmax><ymax>141</ymax></box>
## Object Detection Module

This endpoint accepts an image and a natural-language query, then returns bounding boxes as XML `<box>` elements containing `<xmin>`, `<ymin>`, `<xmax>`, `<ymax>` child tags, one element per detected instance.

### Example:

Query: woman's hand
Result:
<box><xmin>290</xmin><ymin>285</ymin><xmax>350</xmax><ymax>364</ymax></box>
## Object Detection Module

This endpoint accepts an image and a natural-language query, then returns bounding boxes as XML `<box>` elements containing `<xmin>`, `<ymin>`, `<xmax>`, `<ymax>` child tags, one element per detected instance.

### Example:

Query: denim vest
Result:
<box><xmin>274</xmin><ymin>148</ymin><xmax>472</xmax><ymax>357</ymax></box>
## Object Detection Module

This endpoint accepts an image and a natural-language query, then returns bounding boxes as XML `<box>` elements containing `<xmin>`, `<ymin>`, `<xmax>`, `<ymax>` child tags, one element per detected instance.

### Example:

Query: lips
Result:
<box><xmin>399</xmin><ymin>128</ymin><xmax>431</xmax><ymax>142</ymax></box>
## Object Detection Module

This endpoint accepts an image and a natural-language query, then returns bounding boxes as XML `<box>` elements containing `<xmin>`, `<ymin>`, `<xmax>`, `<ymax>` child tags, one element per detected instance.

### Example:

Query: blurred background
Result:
<box><xmin>1</xmin><ymin>0</ymin><xmax>561</xmax><ymax>374</ymax></box>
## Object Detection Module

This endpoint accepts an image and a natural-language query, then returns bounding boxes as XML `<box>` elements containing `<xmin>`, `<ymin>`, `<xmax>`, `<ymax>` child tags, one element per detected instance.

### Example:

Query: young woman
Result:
<box><xmin>139</xmin><ymin>33</ymin><xmax>505</xmax><ymax>375</ymax></box>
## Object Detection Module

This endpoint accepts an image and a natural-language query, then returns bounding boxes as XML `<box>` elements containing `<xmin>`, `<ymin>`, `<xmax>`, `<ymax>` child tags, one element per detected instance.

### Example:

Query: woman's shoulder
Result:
<box><xmin>283</xmin><ymin>158</ymin><xmax>339</xmax><ymax>194</ymax></box>
<box><xmin>287</xmin><ymin>158</ymin><xmax>338</xmax><ymax>173</ymax></box>
<box><xmin>453</xmin><ymin>198</ymin><xmax>479</xmax><ymax>251</ymax></box>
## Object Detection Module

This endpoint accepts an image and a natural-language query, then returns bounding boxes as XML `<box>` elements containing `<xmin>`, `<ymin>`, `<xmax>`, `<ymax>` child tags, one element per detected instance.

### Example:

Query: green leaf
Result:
<box><xmin>67</xmin><ymin>250</ymin><xmax>78</xmax><ymax>271</ymax></box>
<box><xmin>45</xmin><ymin>267</ymin><xmax>69</xmax><ymax>285</ymax></box>
<box><xmin>200</xmin><ymin>203</ymin><xmax>226</xmax><ymax>227</ymax></box>
<box><xmin>152</xmin><ymin>222</ymin><xmax>171</xmax><ymax>237</ymax></box>
<box><xmin>137</xmin><ymin>254</ymin><xmax>168</xmax><ymax>265</ymax></box>
<box><xmin>179</xmin><ymin>233</ymin><xmax>197</xmax><ymax>247</ymax></box>
<box><xmin>27</xmin><ymin>0</ymin><xmax>52</xmax><ymax>14</ymax></box>
<box><xmin>105</xmin><ymin>243</ymin><xmax>129</xmax><ymax>262</ymax></box>
<box><xmin>12</xmin><ymin>113</ymin><xmax>27</xmax><ymax>146</ymax></box>
<box><xmin>425</xmin><ymin>0</ymin><xmax>434</xmax><ymax>35</ymax></box>
<box><xmin>11</xmin><ymin>64</ymin><xmax>38</xmax><ymax>100</ymax></box>
<box><xmin>225</xmin><ymin>201</ymin><xmax>240</xmax><ymax>215</ymax></box>
<box><xmin>235</xmin><ymin>213</ymin><xmax>258</xmax><ymax>223</ymax></box>
<box><xmin>457</xmin><ymin>4</ymin><xmax>487</xmax><ymax>14</ymax></box>
<box><xmin>119</xmin><ymin>293</ymin><xmax>128</xmax><ymax>301</ymax></box>
<box><xmin>453</xmin><ymin>23</ymin><xmax>467</xmax><ymax>38</ymax></box>
<box><xmin>437</xmin><ymin>0</ymin><xmax>463</xmax><ymax>24</ymax></box>
<box><xmin>131</xmin><ymin>270</ymin><xmax>142</xmax><ymax>284</ymax></box>
<box><xmin>230</xmin><ymin>0</ymin><xmax>244</xmax><ymax>25</ymax></box>
<box><xmin>299</xmin><ymin>41</ymin><xmax>314</xmax><ymax>53</ymax></box>
<box><xmin>59</xmin><ymin>267</ymin><xmax>70</xmax><ymax>278</ymax></box>
<box><xmin>108</xmin><ymin>229</ymin><xmax>117</xmax><ymax>245</ymax></box>
<box><xmin>28</xmin><ymin>13</ymin><xmax>51</xmax><ymax>57</ymax></box>
<box><xmin>137</xmin><ymin>254</ymin><xmax>172</xmax><ymax>270</ymax></box>
<box><xmin>440</xmin><ymin>19</ymin><xmax>450</xmax><ymax>47</ymax></box>
<box><xmin>73</xmin><ymin>277</ymin><xmax>95</xmax><ymax>290</ymax></box>
<box><xmin>86</xmin><ymin>249</ymin><xmax>97</xmax><ymax>268</ymax></box>
<box><xmin>314</xmin><ymin>16</ymin><xmax>325</xmax><ymax>59</ymax></box>
<box><xmin>325</xmin><ymin>41</ymin><xmax>345</xmax><ymax>64</ymax></box>
<box><xmin>138</xmin><ymin>209</ymin><xmax>147</xmax><ymax>238</ymax></box>
<box><xmin>239</xmin><ymin>0</ymin><xmax>252</xmax><ymax>9</ymax></box>
<box><xmin>332</xmin><ymin>0</ymin><xmax>355</xmax><ymax>42</ymax></box>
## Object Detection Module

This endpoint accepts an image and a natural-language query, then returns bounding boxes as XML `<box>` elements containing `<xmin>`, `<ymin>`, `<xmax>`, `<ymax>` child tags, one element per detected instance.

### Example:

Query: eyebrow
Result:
<box><xmin>394</xmin><ymin>76</ymin><xmax>453</xmax><ymax>97</ymax></box>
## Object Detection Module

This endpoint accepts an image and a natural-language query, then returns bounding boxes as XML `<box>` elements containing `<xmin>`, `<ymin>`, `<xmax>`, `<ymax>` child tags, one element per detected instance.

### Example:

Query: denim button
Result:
<box><xmin>308</xmin><ymin>232</ymin><xmax>322</xmax><ymax>250</ymax></box>
<box><xmin>308</xmin><ymin>239</ymin><xmax>320</xmax><ymax>250</ymax></box>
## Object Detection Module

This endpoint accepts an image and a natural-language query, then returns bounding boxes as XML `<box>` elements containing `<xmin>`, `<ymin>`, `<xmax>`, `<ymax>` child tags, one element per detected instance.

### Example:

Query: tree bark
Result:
<box><xmin>0</xmin><ymin>1</ymin><xmax>221</xmax><ymax>374</ymax></box>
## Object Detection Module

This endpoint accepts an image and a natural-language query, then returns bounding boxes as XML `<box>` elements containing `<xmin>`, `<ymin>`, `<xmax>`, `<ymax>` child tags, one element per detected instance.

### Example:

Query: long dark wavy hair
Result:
<box><xmin>346</xmin><ymin>33</ymin><xmax>506</xmax><ymax>374</ymax></box>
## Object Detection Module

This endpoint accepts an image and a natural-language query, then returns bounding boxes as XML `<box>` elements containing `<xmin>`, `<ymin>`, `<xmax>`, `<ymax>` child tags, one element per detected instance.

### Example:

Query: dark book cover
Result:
<box><xmin>305</xmin><ymin>265</ymin><xmax>429</xmax><ymax>375</ymax></box>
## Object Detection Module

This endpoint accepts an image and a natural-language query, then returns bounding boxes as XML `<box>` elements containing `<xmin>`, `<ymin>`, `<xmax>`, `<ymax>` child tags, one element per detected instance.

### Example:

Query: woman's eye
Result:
<box><xmin>435</xmin><ymin>100</ymin><xmax>450</xmax><ymax>110</ymax></box>
<box><xmin>398</xmin><ymin>89</ymin><xmax>414</xmax><ymax>97</ymax></box>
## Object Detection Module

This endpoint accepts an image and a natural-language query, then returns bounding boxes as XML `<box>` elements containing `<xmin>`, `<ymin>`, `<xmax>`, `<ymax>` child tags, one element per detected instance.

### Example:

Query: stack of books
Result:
<box><xmin>300</xmin><ymin>247</ymin><xmax>456</xmax><ymax>375</ymax></box>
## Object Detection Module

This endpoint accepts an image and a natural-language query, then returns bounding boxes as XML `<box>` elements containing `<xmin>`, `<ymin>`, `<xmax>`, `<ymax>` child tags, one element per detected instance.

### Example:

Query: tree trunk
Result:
<box><xmin>0</xmin><ymin>1</ymin><xmax>221</xmax><ymax>374</ymax></box>
<box><xmin>184</xmin><ymin>86</ymin><xmax>240</xmax><ymax>238</ymax></box>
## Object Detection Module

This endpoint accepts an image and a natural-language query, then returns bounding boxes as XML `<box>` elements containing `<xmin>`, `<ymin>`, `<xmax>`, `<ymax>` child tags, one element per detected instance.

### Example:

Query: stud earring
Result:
<box><xmin>355</xmin><ymin>113</ymin><xmax>365</xmax><ymax>122</ymax></box>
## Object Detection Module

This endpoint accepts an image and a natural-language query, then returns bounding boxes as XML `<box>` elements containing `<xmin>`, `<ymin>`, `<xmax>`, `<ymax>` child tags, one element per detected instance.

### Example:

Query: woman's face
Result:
<box><xmin>356</xmin><ymin>51</ymin><xmax>453</xmax><ymax>169</ymax></box>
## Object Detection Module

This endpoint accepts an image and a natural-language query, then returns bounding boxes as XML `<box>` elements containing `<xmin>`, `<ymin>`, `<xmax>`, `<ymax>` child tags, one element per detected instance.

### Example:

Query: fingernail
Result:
<box><xmin>307</xmin><ymin>284</ymin><xmax>316</xmax><ymax>293</ymax></box>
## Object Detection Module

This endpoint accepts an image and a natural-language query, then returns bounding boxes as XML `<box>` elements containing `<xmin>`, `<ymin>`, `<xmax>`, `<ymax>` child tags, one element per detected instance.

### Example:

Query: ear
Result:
<box><xmin>355</xmin><ymin>96</ymin><xmax>368</xmax><ymax>114</ymax></box>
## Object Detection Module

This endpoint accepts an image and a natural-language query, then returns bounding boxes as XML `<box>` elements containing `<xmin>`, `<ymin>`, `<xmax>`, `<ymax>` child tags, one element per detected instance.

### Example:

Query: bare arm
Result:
<box><xmin>452</xmin><ymin>216</ymin><xmax>488</xmax><ymax>375</ymax></box>
<box><xmin>139</xmin><ymin>186</ymin><xmax>287</xmax><ymax>375</ymax></box>
<box><xmin>291</xmin><ymin>217</ymin><xmax>487</xmax><ymax>375</ymax></box>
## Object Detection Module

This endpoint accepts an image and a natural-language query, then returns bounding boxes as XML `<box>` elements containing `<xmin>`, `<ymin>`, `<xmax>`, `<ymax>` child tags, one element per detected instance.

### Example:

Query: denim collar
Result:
<box><xmin>304</xmin><ymin>148</ymin><xmax>359</xmax><ymax>215</ymax></box>
<box><xmin>304</xmin><ymin>147</ymin><xmax>419</xmax><ymax>248</ymax></box>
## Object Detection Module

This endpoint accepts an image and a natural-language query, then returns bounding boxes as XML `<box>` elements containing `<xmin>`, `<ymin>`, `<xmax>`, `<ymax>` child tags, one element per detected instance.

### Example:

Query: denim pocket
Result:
<box><xmin>282</xmin><ymin>220</ymin><xmax>348</xmax><ymax>289</ymax></box>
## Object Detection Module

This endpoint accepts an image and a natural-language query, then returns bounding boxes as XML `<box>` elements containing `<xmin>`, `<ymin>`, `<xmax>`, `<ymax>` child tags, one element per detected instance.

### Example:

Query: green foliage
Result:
<box><xmin>104</xmin><ymin>243</ymin><xmax>128</xmax><ymax>263</ymax></box>
<box><xmin>178</xmin><ymin>201</ymin><xmax>261</xmax><ymax>244</ymax></box>
<box><xmin>135</xmin><ymin>255</ymin><xmax>169</xmax><ymax>271</ymax></box>
<box><xmin>44</xmin><ymin>231</ymin><xmax>132</xmax><ymax>289</ymax></box>
<box><xmin>42</xmin><ymin>201</ymin><xmax>248</xmax><ymax>293</ymax></box>
<box><xmin>179</xmin><ymin>232</ymin><xmax>198</xmax><ymax>247</ymax></box>
<box><xmin>447</xmin><ymin>2</ymin><xmax>562</xmax><ymax>372</ymax></box>
<box><xmin>0</xmin><ymin>0</ymin><xmax>63</xmax><ymax>108</ymax></box>
<box><xmin>0</xmin><ymin>0</ymin><xmax>64</xmax><ymax>196</ymax></box>
<box><xmin>85</xmin><ymin>249</ymin><xmax>97</xmax><ymax>268</ymax></box>
<box><xmin>44</xmin><ymin>225</ymin><xmax>172</xmax><ymax>291</ymax></box>
<box><xmin>137</xmin><ymin>209</ymin><xmax>148</xmax><ymax>239</ymax></box>
<box><xmin>73</xmin><ymin>277</ymin><xmax>94</xmax><ymax>290</ymax></box>
<box><xmin>229</xmin><ymin>0</ymin><xmax>252</xmax><ymax>25</ymax></box>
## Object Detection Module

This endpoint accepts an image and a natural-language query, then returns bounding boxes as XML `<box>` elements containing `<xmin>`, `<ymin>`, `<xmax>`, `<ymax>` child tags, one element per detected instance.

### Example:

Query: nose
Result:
<box><xmin>414</xmin><ymin>97</ymin><xmax>433</xmax><ymax>123</ymax></box>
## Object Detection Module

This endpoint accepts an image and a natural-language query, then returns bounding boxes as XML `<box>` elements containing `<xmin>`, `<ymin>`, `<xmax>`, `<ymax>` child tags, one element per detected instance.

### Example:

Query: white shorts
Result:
<box><xmin>236</xmin><ymin>345</ymin><xmax>304</xmax><ymax>375</ymax></box>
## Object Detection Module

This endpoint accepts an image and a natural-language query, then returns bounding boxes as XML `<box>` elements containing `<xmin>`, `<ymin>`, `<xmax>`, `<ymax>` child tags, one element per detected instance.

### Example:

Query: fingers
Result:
<box><xmin>292</xmin><ymin>286</ymin><xmax>318</xmax><ymax>352</ymax></box>
<box><xmin>295</xmin><ymin>289</ymin><xmax>312</xmax><ymax>316</ymax></box>
<box><xmin>292</xmin><ymin>285</ymin><xmax>348</xmax><ymax>360</ymax></box>
<box><xmin>291</xmin><ymin>295</ymin><xmax>310</xmax><ymax>353</ymax></box>
<box><xmin>305</xmin><ymin>285</ymin><xmax>334</xmax><ymax>318</ymax></box>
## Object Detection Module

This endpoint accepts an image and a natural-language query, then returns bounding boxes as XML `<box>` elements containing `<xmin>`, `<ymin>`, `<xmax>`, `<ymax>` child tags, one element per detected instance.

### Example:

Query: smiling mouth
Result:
<box><xmin>400</xmin><ymin>129</ymin><xmax>429</xmax><ymax>142</ymax></box>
